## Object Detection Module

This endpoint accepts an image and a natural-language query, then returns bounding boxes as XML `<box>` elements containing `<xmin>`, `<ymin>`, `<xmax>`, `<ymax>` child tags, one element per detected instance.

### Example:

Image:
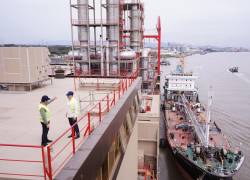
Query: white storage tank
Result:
<box><xmin>120</xmin><ymin>50</ymin><xmax>136</xmax><ymax>60</ymax></box>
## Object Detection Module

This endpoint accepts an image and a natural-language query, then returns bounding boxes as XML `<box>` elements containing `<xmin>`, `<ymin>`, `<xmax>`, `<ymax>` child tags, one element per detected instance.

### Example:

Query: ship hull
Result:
<box><xmin>165</xmin><ymin>134</ymin><xmax>234</xmax><ymax>180</ymax></box>
<box><xmin>163</xmin><ymin>65</ymin><xmax>244</xmax><ymax>179</ymax></box>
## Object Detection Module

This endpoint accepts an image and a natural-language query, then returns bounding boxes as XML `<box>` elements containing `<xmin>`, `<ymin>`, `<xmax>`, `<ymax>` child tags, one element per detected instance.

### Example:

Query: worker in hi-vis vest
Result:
<box><xmin>66</xmin><ymin>91</ymin><xmax>80</xmax><ymax>139</ymax></box>
<box><xmin>39</xmin><ymin>95</ymin><xmax>56</xmax><ymax>146</ymax></box>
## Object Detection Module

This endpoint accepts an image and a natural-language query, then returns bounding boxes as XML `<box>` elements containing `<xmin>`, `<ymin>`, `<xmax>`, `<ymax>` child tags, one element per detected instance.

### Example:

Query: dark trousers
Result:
<box><xmin>41</xmin><ymin>122</ymin><xmax>49</xmax><ymax>145</ymax></box>
<box><xmin>68</xmin><ymin>117</ymin><xmax>80</xmax><ymax>136</ymax></box>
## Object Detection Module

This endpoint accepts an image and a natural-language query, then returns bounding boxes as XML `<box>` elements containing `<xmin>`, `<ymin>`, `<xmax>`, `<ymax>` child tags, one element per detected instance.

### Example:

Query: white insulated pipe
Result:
<box><xmin>130</xmin><ymin>4</ymin><xmax>141</xmax><ymax>51</ymax></box>
<box><xmin>106</xmin><ymin>0</ymin><xmax>119</xmax><ymax>75</ymax></box>
<box><xmin>106</xmin><ymin>40</ymin><xmax>110</xmax><ymax>76</ymax></box>
<box><xmin>78</xmin><ymin>0</ymin><xmax>89</xmax><ymax>62</ymax></box>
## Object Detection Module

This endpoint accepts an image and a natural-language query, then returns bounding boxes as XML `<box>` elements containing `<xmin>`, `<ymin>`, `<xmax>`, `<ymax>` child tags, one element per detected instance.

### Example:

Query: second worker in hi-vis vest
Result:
<box><xmin>66</xmin><ymin>91</ymin><xmax>80</xmax><ymax>139</ymax></box>
<box><xmin>39</xmin><ymin>95</ymin><xmax>56</xmax><ymax>146</ymax></box>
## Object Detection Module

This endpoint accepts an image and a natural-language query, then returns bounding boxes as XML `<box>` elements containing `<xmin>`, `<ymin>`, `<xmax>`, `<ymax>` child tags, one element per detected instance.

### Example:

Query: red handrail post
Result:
<box><xmin>98</xmin><ymin>102</ymin><xmax>101</xmax><ymax>122</ymax></box>
<box><xmin>144</xmin><ymin>168</ymin><xmax>147</xmax><ymax>180</ymax></box>
<box><xmin>121</xmin><ymin>80</ymin><xmax>123</xmax><ymax>94</ymax></box>
<box><xmin>107</xmin><ymin>95</ymin><xmax>110</xmax><ymax>112</ymax></box>
<box><xmin>71</xmin><ymin>127</ymin><xmax>76</xmax><ymax>154</ymax></box>
<box><xmin>118</xmin><ymin>81</ymin><xmax>121</xmax><ymax>99</ymax></box>
<box><xmin>41</xmin><ymin>146</ymin><xmax>47</xmax><ymax>180</ymax></box>
<box><xmin>113</xmin><ymin>90</ymin><xmax>116</xmax><ymax>105</ymax></box>
<box><xmin>125</xmin><ymin>78</ymin><xmax>128</xmax><ymax>90</ymax></box>
<box><xmin>122</xmin><ymin>80</ymin><xmax>124</xmax><ymax>94</ymax></box>
<box><xmin>88</xmin><ymin>112</ymin><xmax>91</xmax><ymax>135</ymax></box>
<box><xmin>47</xmin><ymin>146</ymin><xmax>53</xmax><ymax>180</ymax></box>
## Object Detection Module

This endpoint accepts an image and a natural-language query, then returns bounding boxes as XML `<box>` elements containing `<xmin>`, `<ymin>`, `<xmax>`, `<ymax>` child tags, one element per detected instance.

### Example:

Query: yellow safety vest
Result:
<box><xmin>39</xmin><ymin>103</ymin><xmax>51</xmax><ymax>123</ymax></box>
<box><xmin>68</xmin><ymin>98</ymin><xmax>80</xmax><ymax>117</ymax></box>
<box><xmin>69</xmin><ymin>98</ymin><xmax>76</xmax><ymax>113</ymax></box>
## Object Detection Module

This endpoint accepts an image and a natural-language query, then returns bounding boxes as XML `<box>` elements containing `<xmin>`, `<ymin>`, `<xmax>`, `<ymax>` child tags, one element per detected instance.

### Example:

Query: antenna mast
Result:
<box><xmin>205</xmin><ymin>86</ymin><xmax>213</xmax><ymax>148</ymax></box>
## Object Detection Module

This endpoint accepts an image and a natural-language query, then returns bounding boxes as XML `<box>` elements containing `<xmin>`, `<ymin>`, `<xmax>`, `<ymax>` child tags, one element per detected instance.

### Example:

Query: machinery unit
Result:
<box><xmin>0</xmin><ymin>47</ymin><xmax>51</xmax><ymax>90</ymax></box>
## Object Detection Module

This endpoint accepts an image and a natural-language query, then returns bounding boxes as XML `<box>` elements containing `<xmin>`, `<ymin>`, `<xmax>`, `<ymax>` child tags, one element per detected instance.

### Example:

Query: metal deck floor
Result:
<box><xmin>158</xmin><ymin>102</ymin><xmax>191</xmax><ymax>180</ymax></box>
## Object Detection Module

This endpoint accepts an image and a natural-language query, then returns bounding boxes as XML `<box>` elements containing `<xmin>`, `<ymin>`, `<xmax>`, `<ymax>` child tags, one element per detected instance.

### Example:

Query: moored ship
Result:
<box><xmin>161</xmin><ymin>59</ymin><xmax>171</xmax><ymax>66</ymax></box>
<box><xmin>162</xmin><ymin>59</ymin><xmax>244</xmax><ymax>179</ymax></box>
<box><xmin>229</xmin><ymin>66</ymin><xmax>239</xmax><ymax>73</ymax></box>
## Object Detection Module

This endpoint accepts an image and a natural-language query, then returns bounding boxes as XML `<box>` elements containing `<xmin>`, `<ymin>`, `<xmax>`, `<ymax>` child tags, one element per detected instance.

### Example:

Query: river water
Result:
<box><xmin>160</xmin><ymin>52</ymin><xmax>250</xmax><ymax>180</ymax></box>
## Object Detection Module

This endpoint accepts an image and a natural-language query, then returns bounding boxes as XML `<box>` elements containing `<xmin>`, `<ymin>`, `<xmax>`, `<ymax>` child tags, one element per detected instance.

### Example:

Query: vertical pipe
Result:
<box><xmin>78</xmin><ymin>0</ymin><xmax>89</xmax><ymax>73</ymax></box>
<box><xmin>70</xmin><ymin>0</ymin><xmax>77</xmax><ymax>91</ymax></box>
<box><xmin>93</xmin><ymin>0</ymin><xmax>97</xmax><ymax>55</ymax></box>
<box><xmin>118</xmin><ymin>0</ymin><xmax>121</xmax><ymax>76</ymax></box>
<box><xmin>106</xmin><ymin>0</ymin><xmax>119</xmax><ymax>75</ymax></box>
<box><xmin>106</xmin><ymin>40</ymin><xmax>110</xmax><ymax>76</ymax></box>
<box><xmin>100</xmin><ymin>0</ymin><xmax>104</xmax><ymax>76</ymax></box>
<box><xmin>41</xmin><ymin>146</ymin><xmax>47</xmax><ymax>180</ymax></box>
<box><xmin>130</xmin><ymin>3</ymin><xmax>140</xmax><ymax>51</ymax></box>
<box><xmin>47</xmin><ymin>146</ymin><xmax>53</xmax><ymax>180</ymax></box>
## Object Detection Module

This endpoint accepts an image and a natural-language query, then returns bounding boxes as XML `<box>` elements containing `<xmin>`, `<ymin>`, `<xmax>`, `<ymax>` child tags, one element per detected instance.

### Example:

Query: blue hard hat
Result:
<box><xmin>41</xmin><ymin>95</ymin><xmax>50</xmax><ymax>102</ymax></box>
<box><xmin>66</xmin><ymin>91</ymin><xmax>74</xmax><ymax>96</ymax></box>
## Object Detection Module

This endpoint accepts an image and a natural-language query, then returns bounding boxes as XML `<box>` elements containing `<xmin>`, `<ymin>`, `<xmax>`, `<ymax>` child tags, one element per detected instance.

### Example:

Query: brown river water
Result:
<box><xmin>160</xmin><ymin>52</ymin><xmax>250</xmax><ymax>180</ymax></box>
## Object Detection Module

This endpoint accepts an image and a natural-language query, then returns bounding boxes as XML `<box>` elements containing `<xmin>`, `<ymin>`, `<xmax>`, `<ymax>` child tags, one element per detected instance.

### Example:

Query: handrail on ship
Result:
<box><xmin>180</xmin><ymin>94</ymin><xmax>207</xmax><ymax>146</ymax></box>
<box><xmin>0</xmin><ymin>70</ymin><xmax>139</xmax><ymax>180</ymax></box>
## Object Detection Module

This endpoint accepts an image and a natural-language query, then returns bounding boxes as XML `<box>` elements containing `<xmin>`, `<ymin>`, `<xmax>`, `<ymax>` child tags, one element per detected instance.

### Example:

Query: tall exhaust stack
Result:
<box><xmin>106</xmin><ymin>0</ymin><xmax>119</xmax><ymax>75</ymax></box>
<box><xmin>78</xmin><ymin>0</ymin><xmax>89</xmax><ymax>71</ymax></box>
<box><xmin>130</xmin><ymin>1</ymin><xmax>142</xmax><ymax>51</ymax></box>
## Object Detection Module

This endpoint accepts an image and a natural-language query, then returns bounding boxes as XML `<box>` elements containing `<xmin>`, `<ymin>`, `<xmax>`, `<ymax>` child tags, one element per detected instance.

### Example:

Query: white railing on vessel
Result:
<box><xmin>181</xmin><ymin>94</ymin><xmax>207</xmax><ymax>146</ymax></box>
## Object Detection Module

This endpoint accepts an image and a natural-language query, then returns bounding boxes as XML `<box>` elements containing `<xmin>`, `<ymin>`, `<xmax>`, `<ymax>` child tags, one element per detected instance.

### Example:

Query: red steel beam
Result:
<box><xmin>157</xmin><ymin>16</ymin><xmax>161</xmax><ymax>75</ymax></box>
<box><xmin>143</xmin><ymin>35</ymin><xmax>158</xmax><ymax>39</ymax></box>
<box><xmin>143</xmin><ymin>16</ymin><xmax>161</xmax><ymax>75</ymax></box>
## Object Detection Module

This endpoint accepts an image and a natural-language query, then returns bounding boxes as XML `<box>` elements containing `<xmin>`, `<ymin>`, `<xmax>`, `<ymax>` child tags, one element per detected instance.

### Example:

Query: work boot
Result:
<box><xmin>41</xmin><ymin>143</ymin><xmax>48</xmax><ymax>147</ymax></box>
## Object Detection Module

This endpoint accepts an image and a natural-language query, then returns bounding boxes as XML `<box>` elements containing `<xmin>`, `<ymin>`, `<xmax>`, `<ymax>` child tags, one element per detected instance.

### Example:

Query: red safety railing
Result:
<box><xmin>0</xmin><ymin>144</ymin><xmax>47</xmax><ymax>179</ymax></box>
<box><xmin>69</xmin><ymin>67</ymin><xmax>137</xmax><ymax>78</ymax></box>
<box><xmin>0</xmin><ymin>70</ymin><xmax>138</xmax><ymax>180</ymax></box>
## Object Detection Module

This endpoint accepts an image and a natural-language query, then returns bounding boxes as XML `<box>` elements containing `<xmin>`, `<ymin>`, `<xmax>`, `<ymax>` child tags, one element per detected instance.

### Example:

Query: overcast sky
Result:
<box><xmin>0</xmin><ymin>0</ymin><xmax>249</xmax><ymax>47</ymax></box>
